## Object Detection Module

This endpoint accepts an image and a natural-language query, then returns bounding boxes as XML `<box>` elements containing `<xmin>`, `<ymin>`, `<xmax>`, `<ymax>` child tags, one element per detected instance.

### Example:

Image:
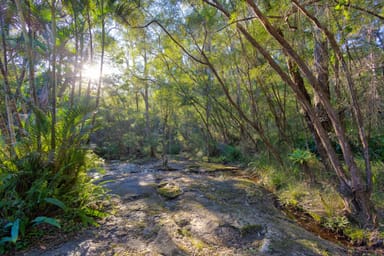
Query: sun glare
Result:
<box><xmin>82</xmin><ymin>64</ymin><xmax>99</xmax><ymax>81</ymax></box>
<box><xmin>82</xmin><ymin>63</ymin><xmax>119</xmax><ymax>81</ymax></box>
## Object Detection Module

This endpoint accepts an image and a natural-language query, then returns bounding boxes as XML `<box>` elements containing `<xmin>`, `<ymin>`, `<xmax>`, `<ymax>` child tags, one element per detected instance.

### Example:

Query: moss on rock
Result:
<box><xmin>157</xmin><ymin>183</ymin><xmax>183</xmax><ymax>199</ymax></box>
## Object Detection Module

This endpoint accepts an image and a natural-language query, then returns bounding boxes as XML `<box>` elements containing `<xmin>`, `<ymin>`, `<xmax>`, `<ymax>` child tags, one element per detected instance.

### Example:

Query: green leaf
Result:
<box><xmin>0</xmin><ymin>237</ymin><xmax>13</xmax><ymax>244</ymax></box>
<box><xmin>229</xmin><ymin>13</ymin><xmax>238</xmax><ymax>24</ymax></box>
<box><xmin>33</xmin><ymin>38</ymin><xmax>48</xmax><ymax>52</ymax></box>
<box><xmin>32</xmin><ymin>216</ymin><xmax>61</xmax><ymax>229</ymax></box>
<box><xmin>40</xmin><ymin>8</ymin><xmax>52</xmax><ymax>22</ymax></box>
<box><xmin>344</xmin><ymin>24</ymin><xmax>353</xmax><ymax>35</ymax></box>
<box><xmin>4</xmin><ymin>222</ymin><xmax>13</xmax><ymax>229</ymax></box>
<box><xmin>343</xmin><ymin>9</ymin><xmax>350</xmax><ymax>20</ymax></box>
<box><xmin>44</xmin><ymin>197</ymin><xmax>67</xmax><ymax>211</ymax></box>
<box><xmin>83</xmin><ymin>207</ymin><xmax>108</xmax><ymax>218</ymax></box>
<box><xmin>10</xmin><ymin>219</ymin><xmax>20</xmax><ymax>243</ymax></box>
<box><xmin>289</xmin><ymin>149</ymin><xmax>313</xmax><ymax>164</ymax></box>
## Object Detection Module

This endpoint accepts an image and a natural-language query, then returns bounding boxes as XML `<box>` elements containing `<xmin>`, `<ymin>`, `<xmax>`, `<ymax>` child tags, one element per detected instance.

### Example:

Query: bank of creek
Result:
<box><xmin>19</xmin><ymin>159</ymin><xmax>380</xmax><ymax>255</ymax></box>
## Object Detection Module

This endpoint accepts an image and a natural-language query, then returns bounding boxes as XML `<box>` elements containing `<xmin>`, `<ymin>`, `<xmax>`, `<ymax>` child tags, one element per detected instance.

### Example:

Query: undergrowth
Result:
<box><xmin>0</xmin><ymin>104</ymin><xmax>106</xmax><ymax>253</ymax></box>
<box><xmin>247</xmin><ymin>152</ymin><xmax>384</xmax><ymax>246</ymax></box>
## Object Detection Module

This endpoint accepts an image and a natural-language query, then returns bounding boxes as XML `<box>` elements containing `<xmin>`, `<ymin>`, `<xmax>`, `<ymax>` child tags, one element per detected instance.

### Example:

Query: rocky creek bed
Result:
<box><xmin>18</xmin><ymin>159</ymin><xmax>356</xmax><ymax>255</ymax></box>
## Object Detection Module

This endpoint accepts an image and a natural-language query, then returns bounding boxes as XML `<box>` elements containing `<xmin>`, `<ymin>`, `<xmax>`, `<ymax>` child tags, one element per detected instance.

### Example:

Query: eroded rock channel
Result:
<box><xmin>21</xmin><ymin>160</ymin><xmax>347</xmax><ymax>256</ymax></box>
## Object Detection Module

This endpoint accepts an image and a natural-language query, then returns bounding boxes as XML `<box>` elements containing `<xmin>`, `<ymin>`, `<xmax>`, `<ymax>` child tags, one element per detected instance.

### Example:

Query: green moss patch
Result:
<box><xmin>157</xmin><ymin>183</ymin><xmax>183</xmax><ymax>199</ymax></box>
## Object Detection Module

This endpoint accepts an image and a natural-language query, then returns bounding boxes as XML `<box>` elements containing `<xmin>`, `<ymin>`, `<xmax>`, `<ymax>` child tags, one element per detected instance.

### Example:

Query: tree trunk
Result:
<box><xmin>0</xmin><ymin>112</ymin><xmax>11</xmax><ymax>147</ymax></box>
<box><xmin>313</xmin><ymin>28</ymin><xmax>332</xmax><ymax>133</ymax></box>
<box><xmin>142</xmin><ymin>42</ymin><xmax>154</xmax><ymax>157</ymax></box>
<box><xmin>161</xmin><ymin>111</ymin><xmax>169</xmax><ymax>168</ymax></box>
<box><xmin>86</xmin><ymin>8</ymin><xmax>93</xmax><ymax>101</ymax></box>
<box><xmin>135</xmin><ymin>91</ymin><xmax>139</xmax><ymax>112</ymax></box>
<box><xmin>204</xmin><ymin>39</ymin><xmax>213</xmax><ymax>159</ymax></box>
<box><xmin>71</xmin><ymin>12</ymin><xmax>78</xmax><ymax>106</ymax></box>
<box><xmin>79</xmin><ymin>27</ymin><xmax>84</xmax><ymax>97</ymax></box>
<box><xmin>50</xmin><ymin>0</ymin><xmax>57</xmax><ymax>159</ymax></box>
<box><xmin>310</xmin><ymin>26</ymin><xmax>335</xmax><ymax>173</ymax></box>
<box><xmin>286</xmin><ymin>58</ymin><xmax>331</xmax><ymax>173</ymax></box>
<box><xmin>93</xmin><ymin>0</ymin><xmax>105</xmax><ymax>126</ymax></box>
<box><xmin>143</xmin><ymin>84</ymin><xmax>154</xmax><ymax>156</ymax></box>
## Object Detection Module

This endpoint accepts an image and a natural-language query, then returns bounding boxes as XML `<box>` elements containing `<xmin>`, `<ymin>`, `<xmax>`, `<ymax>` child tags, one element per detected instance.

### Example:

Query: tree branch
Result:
<box><xmin>130</xmin><ymin>20</ymin><xmax>208</xmax><ymax>65</ymax></box>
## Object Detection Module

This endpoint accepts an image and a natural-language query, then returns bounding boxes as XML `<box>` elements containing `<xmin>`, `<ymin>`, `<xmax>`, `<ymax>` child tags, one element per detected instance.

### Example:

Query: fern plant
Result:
<box><xmin>0</xmin><ymin>103</ymin><xmax>105</xmax><ymax>252</ymax></box>
<box><xmin>289</xmin><ymin>149</ymin><xmax>316</xmax><ymax>183</ymax></box>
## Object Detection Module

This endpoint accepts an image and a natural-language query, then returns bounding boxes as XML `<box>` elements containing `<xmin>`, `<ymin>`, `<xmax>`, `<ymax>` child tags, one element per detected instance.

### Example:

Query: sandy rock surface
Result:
<box><xmin>20</xmin><ymin>160</ymin><xmax>347</xmax><ymax>256</ymax></box>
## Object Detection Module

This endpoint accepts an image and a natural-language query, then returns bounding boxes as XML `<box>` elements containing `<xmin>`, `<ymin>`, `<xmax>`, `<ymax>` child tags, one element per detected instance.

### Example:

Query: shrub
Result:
<box><xmin>289</xmin><ymin>149</ymin><xmax>316</xmax><ymax>183</ymax></box>
<box><xmin>288</xmin><ymin>149</ymin><xmax>314</xmax><ymax>165</ymax></box>
<box><xmin>322</xmin><ymin>216</ymin><xmax>350</xmax><ymax>233</ymax></box>
<box><xmin>0</xmin><ymin>104</ymin><xmax>105</xmax><ymax>253</ymax></box>
<box><xmin>368</xmin><ymin>135</ymin><xmax>384</xmax><ymax>161</ymax></box>
<box><xmin>213</xmin><ymin>144</ymin><xmax>244</xmax><ymax>163</ymax></box>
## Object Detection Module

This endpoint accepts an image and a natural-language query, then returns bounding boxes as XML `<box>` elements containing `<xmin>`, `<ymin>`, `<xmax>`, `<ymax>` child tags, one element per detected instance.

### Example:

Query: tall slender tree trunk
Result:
<box><xmin>0</xmin><ymin>112</ymin><xmax>11</xmax><ymax>146</ymax></box>
<box><xmin>205</xmin><ymin>53</ymin><xmax>213</xmax><ymax>159</ymax></box>
<box><xmin>161</xmin><ymin>110</ymin><xmax>169</xmax><ymax>167</ymax></box>
<box><xmin>204</xmin><ymin>34</ymin><xmax>216</xmax><ymax>159</ymax></box>
<box><xmin>93</xmin><ymin>0</ymin><xmax>105</xmax><ymax>126</ymax></box>
<box><xmin>50</xmin><ymin>0</ymin><xmax>57</xmax><ymax>160</ymax></box>
<box><xmin>71</xmin><ymin>10</ymin><xmax>79</xmax><ymax>106</ymax></box>
<box><xmin>313</xmin><ymin>28</ymin><xmax>331</xmax><ymax>133</ymax></box>
<box><xmin>86</xmin><ymin>9</ymin><xmax>93</xmax><ymax>100</ymax></box>
<box><xmin>135</xmin><ymin>91</ymin><xmax>139</xmax><ymax>112</ymax></box>
<box><xmin>79</xmin><ymin>30</ymin><xmax>84</xmax><ymax>97</ymax></box>
<box><xmin>142</xmin><ymin>37</ymin><xmax>155</xmax><ymax>157</ymax></box>
<box><xmin>205</xmin><ymin>76</ymin><xmax>212</xmax><ymax>159</ymax></box>
<box><xmin>143</xmin><ymin>83</ymin><xmax>152</xmax><ymax>155</ymax></box>
<box><xmin>311</xmin><ymin>26</ymin><xmax>335</xmax><ymax>173</ymax></box>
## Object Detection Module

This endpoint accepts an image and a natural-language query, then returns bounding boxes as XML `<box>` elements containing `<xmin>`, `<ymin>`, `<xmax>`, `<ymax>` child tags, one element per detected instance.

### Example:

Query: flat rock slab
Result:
<box><xmin>104</xmin><ymin>173</ymin><xmax>157</xmax><ymax>199</ymax></box>
<box><xmin>19</xmin><ymin>160</ymin><xmax>347</xmax><ymax>256</ymax></box>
